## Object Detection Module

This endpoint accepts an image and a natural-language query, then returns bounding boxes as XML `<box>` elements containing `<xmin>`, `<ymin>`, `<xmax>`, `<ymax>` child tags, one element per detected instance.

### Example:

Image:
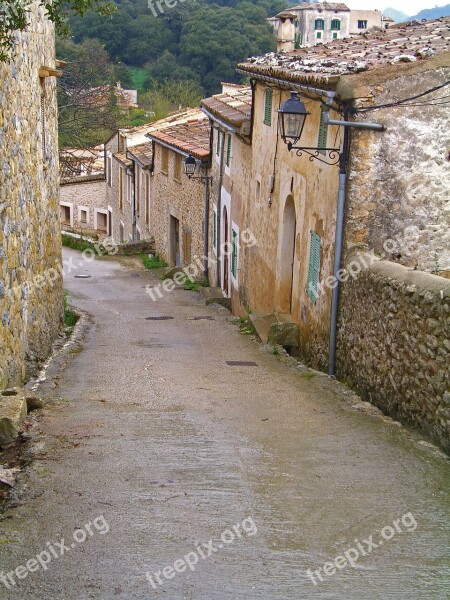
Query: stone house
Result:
<box><xmin>145</xmin><ymin>109</ymin><xmax>211</xmax><ymax>267</ymax></box>
<box><xmin>237</xmin><ymin>17</ymin><xmax>450</xmax><ymax>451</ymax></box>
<box><xmin>60</xmin><ymin>174</ymin><xmax>109</xmax><ymax>239</ymax></box>
<box><xmin>269</xmin><ymin>4</ymin><xmax>389</xmax><ymax>48</ymax></box>
<box><xmin>0</xmin><ymin>3</ymin><xmax>63</xmax><ymax>387</ymax></box>
<box><xmin>200</xmin><ymin>85</ymin><xmax>253</xmax><ymax>313</ymax></box>
<box><xmin>283</xmin><ymin>2</ymin><xmax>352</xmax><ymax>47</ymax></box>
<box><xmin>104</xmin><ymin>123</ymin><xmax>153</xmax><ymax>243</ymax></box>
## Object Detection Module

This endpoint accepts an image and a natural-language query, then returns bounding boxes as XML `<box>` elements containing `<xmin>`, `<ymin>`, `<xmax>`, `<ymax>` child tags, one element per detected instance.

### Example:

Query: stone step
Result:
<box><xmin>250</xmin><ymin>312</ymin><xmax>299</xmax><ymax>347</ymax></box>
<box><xmin>0</xmin><ymin>389</ymin><xmax>28</xmax><ymax>446</ymax></box>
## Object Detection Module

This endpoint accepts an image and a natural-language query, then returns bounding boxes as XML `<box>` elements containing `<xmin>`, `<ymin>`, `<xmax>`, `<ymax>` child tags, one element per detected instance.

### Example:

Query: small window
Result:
<box><xmin>96</xmin><ymin>212</ymin><xmax>107</xmax><ymax>231</ymax></box>
<box><xmin>317</xmin><ymin>105</ymin><xmax>328</xmax><ymax>154</ymax></box>
<box><xmin>316</xmin><ymin>31</ymin><xmax>322</xmax><ymax>39</ymax></box>
<box><xmin>60</xmin><ymin>205</ymin><xmax>71</xmax><ymax>225</ymax></box>
<box><xmin>174</xmin><ymin>154</ymin><xmax>182</xmax><ymax>182</ymax></box>
<box><xmin>314</xmin><ymin>18</ymin><xmax>324</xmax><ymax>30</ymax></box>
<box><xmin>294</xmin><ymin>33</ymin><xmax>301</xmax><ymax>48</ymax></box>
<box><xmin>307</xmin><ymin>231</ymin><xmax>321</xmax><ymax>303</ymax></box>
<box><xmin>358</xmin><ymin>20</ymin><xmax>368</xmax><ymax>29</ymax></box>
<box><xmin>80</xmin><ymin>209</ymin><xmax>87</xmax><ymax>224</ymax></box>
<box><xmin>231</xmin><ymin>228</ymin><xmax>238</xmax><ymax>279</ymax></box>
<box><xmin>255</xmin><ymin>180</ymin><xmax>261</xmax><ymax>201</ymax></box>
<box><xmin>161</xmin><ymin>147</ymin><xmax>169</xmax><ymax>174</ymax></box>
<box><xmin>331</xmin><ymin>19</ymin><xmax>340</xmax><ymax>30</ymax></box>
<box><xmin>333</xmin><ymin>32</ymin><xmax>338</xmax><ymax>39</ymax></box>
<box><xmin>263</xmin><ymin>88</ymin><xmax>273</xmax><ymax>126</ymax></box>
<box><xmin>120</xmin><ymin>222</ymin><xmax>124</xmax><ymax>243</ymax></box>
<box><xmin>225</xmin><ymin>134</ymin><xmax>232</xmax><ymax>168</ymax></box>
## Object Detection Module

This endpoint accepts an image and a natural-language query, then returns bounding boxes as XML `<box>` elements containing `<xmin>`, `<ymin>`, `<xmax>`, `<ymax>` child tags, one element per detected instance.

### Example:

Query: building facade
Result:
<box><xmin>0</xmin><ymin>3</ymin><xmax>63</xmax><ymax>387</ymax></box>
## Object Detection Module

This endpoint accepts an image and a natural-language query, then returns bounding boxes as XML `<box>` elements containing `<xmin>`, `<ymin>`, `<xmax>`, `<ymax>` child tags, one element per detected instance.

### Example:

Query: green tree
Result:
<box><xmin>0</xmin><ymin>0</ymin><xmax>116</xmax><ymax>61</ymax></box>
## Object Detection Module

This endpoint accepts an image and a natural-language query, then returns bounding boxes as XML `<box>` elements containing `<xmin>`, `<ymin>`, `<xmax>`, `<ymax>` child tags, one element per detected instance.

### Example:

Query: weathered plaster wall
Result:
<box><xmin>337</xmin><ymin>257</ymin><xmax>450</xmax><ymax>453</ymax></box>
<box><xmin>243</xmin><ymin>84</ymin><xmax>342</xmax><ymax>370</ymax></box>
<box><xmin>60</xmin><ymin>177</ymin><xmax>107</xmax><ymax>237</ymax></box>
<box><xmin>0</xmin><ymin>4</ymin><xmax>63</xmax><ymax>387</ymax></box>
<box><xmin>345</xmin><ymin>65</ymin><xmax>450</xmax><ymax>276</ymax></box>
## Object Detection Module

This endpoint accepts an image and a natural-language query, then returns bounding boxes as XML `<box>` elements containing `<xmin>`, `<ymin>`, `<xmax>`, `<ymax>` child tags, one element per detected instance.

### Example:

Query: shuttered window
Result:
<box><xmin>264</xmin><ymin>88</ymin><xmax>273</xmax><ymax>126</ymax></box>
<box><xmin>307</xmin><ymin>231</ymin><xmax>321</xmax><ymax>303</ymax></box>
<box><xmin>314</xmin><ymin>19</ymin><xmax>324</xmax><ymax>30</ymax></box>
<box><xmin>226</xmin><ymin>134</ymin><xmax>232</xmax><ymax>167</ymax></box>
<box><xmin>231</xmin><ymin>229</ymin><xmax>238</xmax><ymax>278</ymax></box>
<box><xmin>317</xmin><ymin>105</ymin><xmax>328</xmax><ymax>154</ymax></box>
<box><xmin>331</xmin><ymin>19</ymin><xmax>340</xmax><ymax>30</ymax></box>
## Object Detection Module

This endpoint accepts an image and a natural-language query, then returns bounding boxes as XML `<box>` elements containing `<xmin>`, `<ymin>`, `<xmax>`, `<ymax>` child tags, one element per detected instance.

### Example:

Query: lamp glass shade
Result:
<box><xmin>278</xmin><ymin>91</ymin><xmax>309</xmax><ymax>146</ymax></box>
<box><xmin>184</xmin><ymin>154</ymin><xmax>197</xmax><ymax>176</ymax></box>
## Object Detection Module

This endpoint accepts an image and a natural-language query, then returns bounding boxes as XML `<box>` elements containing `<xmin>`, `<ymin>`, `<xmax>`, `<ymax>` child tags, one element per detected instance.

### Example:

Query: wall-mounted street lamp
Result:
<box><xmin>183</xmin><ymin>154</ymin><xmax>212</xmax><ymax>183</ymax></box>
<box><xmin>277</xmin><ymin>90</ymin><xmax>385</xmax><ymax>166</ymax></box>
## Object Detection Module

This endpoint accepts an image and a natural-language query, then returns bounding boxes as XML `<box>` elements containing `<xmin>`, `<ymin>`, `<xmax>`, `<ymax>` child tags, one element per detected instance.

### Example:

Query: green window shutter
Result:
<box><xmin>314</xmin><ymin>19</ymin><xmax>318</xmax><ymax>29</ymax></box>
<box><xmin>317</xmin><ymin>105</ymin><xmax>328</xmax><ymax>154</ymax></box>
<box><xmin>294</xmin><ymin>33</ymin><xmax>301</xmax><ymax>49</ymax></box>
<box><xmin>231</xmin><ymin>229</ymin><xmax>238</xmax><ymax>278</ymax></box>
<box><xmin>216</xmin><ymin>130</ymin><xmax>221</xmax><ymax>156</ymax></box>
<box><xmin>264</xmin><ymin>88</ymin><xmax>273</xmax><ymax>126</ymax></box>
<box><xmin>316</xmin><ymin>31</ymin><xmax>322</xmax><ymax>39</ymax></box>
<box><xmin>337</xmin><ymin>20</ymin><xmax>341</xmax><ymax>30</ymax></box>
<box><xmin>226</xmin><ymin>134</ymin><xmax>232</xmax><ymax>167</ymax></box>
<box><xmin>307</xmin><ymin>231</ymin><xmax>321</xmax><ymax>303</ymax></box>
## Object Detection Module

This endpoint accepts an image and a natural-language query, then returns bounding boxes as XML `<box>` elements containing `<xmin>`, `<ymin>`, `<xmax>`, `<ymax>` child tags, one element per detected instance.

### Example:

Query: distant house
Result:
<box><xmin>1</xmin><ymin>4</ymin><xmax>63</xmax><ymax>387</ymax></box>
<box><xmin>269</xmin><ymin>3</ymin><xmax>390</xmax><ymax>48</ymax></box>
<box><xmin>145</xmin><ymin>109</ymin><xmax>211</xmax><ymax>267</ymax></box>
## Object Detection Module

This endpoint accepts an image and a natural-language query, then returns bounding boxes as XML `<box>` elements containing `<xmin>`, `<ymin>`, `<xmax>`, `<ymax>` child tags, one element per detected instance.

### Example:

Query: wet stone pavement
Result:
<box><xmin>0</xmin><ymin>248</ymin><xmax>449</xmax><ymax>599</ymax></box>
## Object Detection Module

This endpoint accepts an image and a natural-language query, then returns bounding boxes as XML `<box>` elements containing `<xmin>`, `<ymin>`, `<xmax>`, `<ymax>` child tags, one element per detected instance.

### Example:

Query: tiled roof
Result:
<box><xmin>146</xmin><ymin>108</ymin><xmax>210</xmax><ymax>160</ymax></box>
<box><xmin>127</xmin><ymin>143</ymin><xmax>153</xmax><ymax>167</ymax></box>
<box><xmin>289</xmin><ymin>2</ymin><xmax>350</xmax><ymax>11</ymax></box>
<box><xmin>113</xmin><ymin>151</ymin><xmax>132</xmax><ymax>168</ymax></box>
<box><xmin>201</xmin><ymin>87</ymin><xmax>252</xmax><ymax>128</ymax></box>
<box><xmin>238</xmin><ymin>18</ymin><xmax>450</xmax><ymax>87</ymax></box>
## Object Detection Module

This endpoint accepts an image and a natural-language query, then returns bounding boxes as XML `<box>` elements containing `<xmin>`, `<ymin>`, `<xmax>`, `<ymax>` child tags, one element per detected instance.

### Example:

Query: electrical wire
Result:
<box><xmin>356</xmin><ymin>80</ymin><xmax>450</xmax><ymax>112</ymax></box>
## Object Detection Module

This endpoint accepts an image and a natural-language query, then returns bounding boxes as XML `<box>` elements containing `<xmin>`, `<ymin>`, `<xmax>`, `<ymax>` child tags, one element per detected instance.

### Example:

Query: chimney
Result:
<box><xmin>276</xmin><ymin>12</ymin><xmax>296</xmax><ymax>53</ymax></box>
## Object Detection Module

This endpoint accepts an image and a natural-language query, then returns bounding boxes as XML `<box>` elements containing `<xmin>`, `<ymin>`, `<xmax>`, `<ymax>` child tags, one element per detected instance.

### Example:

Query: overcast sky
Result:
<box><xmin>343</xmin><ymin>0</ymin><xmax>448</xmax><ymax>16</ymax></box>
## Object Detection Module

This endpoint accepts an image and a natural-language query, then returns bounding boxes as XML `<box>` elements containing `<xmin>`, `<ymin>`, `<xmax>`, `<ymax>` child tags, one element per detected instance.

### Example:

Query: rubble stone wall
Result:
<box><xmin>337</xmin><ymin>256</ymin><xmax>450</xmax><ymax>453</ymax></box>
<box><xmin>0</xmin><ymin>4</ymin><xmax>63</xmax><ymax>387</ymax></box>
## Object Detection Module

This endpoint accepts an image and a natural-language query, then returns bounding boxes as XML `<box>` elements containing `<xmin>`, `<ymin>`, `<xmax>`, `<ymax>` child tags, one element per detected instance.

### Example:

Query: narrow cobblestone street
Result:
<box><xmin>1</xmin><ymin>249</ymin><xmax>449</xmax><ymax>599</ymax></box>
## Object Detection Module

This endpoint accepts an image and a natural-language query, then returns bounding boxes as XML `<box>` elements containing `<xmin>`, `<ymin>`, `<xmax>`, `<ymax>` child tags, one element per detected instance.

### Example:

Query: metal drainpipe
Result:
<box><xmin>215</xmin><ymin>128</ymin><xmax>226</xmax><ymax>288</ymax></box>
<box><xmin>328</xmin><ymin>105</ymin><xmax>351</xmax><ymax>376</ymax></box>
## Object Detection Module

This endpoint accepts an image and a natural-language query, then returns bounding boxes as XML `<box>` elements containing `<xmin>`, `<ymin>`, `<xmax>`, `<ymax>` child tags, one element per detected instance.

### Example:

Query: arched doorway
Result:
<box><xmin>222</xmin><ymin>207</ymin><xmax>229</xmax><ymax>296</ymax></box>
<box><xmin>278</xmin><ymin>195</ymin><xmax>296</xmax><ymax>314</ymax></box>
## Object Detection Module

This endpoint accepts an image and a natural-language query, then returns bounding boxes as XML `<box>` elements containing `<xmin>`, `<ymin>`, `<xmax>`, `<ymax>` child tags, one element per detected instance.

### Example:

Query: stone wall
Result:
<box><xmin>337</xmin><ymin>256</ymin><xmax>450</xmax><ymax>453</ymax></box>
<box><xmin>345</xmin><ymin>63</ymin><xmax>450</xmax><ymax>276</ymax></box>
<box><xmin>0</xmin><ymin>4</ymin><xmax>63</xmax><ymax>387</ymax></box>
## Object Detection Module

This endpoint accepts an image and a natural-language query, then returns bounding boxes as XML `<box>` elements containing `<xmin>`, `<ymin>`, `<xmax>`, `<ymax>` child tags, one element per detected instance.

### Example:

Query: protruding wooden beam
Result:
<box><xmin>39</xmin><ymin>65</ymin><xmax>62</xmax><ymax>78</ymax></box>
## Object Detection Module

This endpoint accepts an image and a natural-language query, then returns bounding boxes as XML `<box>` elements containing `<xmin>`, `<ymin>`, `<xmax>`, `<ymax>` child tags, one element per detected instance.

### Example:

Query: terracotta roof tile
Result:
<box><xmin>238</xmin><ymin>17</ymin><xmax>450</xmax><ymax>87</ymax></box>
<box><xmin>289</xmin><ymin>2</ymin><xmax>350</xmax><ymax>11</ymax></box>
<box><xmin>201</xmin><ymin>86</ymin><xmax>252</xmax><ymax>128</ymax></box>
<box><xmin>113</xmin><ymin>151</ymin><xmax>132</xmax><ymax>168</ymax></box>
<box><xmin>145</xmin><ymin>108</ymin><xmax>210</xmax><ymax>160</ymax></box>
<box><xmin>127</xmin><ymin>143</ymin><xmax>153</xmax><ymax>167</ymax></box>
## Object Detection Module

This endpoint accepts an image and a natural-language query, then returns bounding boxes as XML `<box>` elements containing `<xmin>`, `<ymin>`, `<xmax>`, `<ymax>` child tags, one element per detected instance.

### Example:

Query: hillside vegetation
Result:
<box><xmin>67</xmin><ymin>0</ymin><xmax>288</xmax><ymax>95</ymax></box>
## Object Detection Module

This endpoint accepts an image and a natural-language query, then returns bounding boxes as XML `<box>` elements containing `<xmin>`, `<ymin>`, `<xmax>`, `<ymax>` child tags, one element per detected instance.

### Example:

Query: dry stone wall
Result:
<box><xmin>337</xmin><ymin>256</ymin><xmax>450</xmax><ymax>453</ymax></box>
<box><xmin>0</xmin><ymin>4</ymin><xmax>63</xmax><ymax>387</ymax></box>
